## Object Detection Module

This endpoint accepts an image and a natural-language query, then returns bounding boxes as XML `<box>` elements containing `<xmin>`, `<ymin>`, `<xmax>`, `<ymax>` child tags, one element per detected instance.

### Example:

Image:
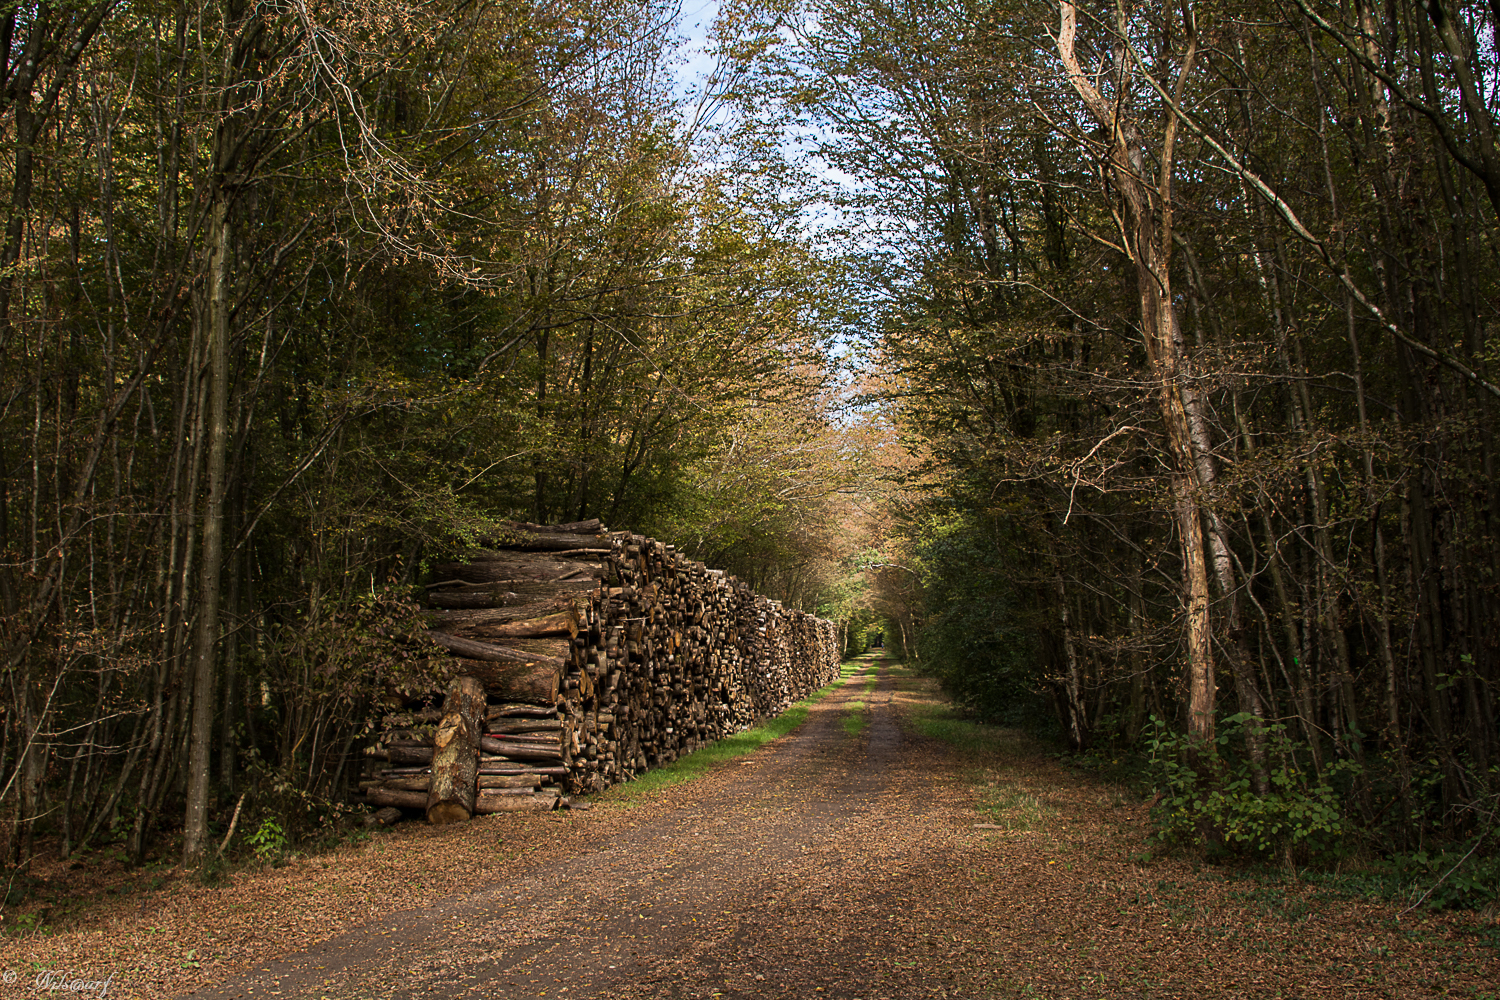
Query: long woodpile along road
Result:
<box><xmin>357</xmin><ymin>520</ymin><xmax>840</xmax><ymax>822</ymax></box>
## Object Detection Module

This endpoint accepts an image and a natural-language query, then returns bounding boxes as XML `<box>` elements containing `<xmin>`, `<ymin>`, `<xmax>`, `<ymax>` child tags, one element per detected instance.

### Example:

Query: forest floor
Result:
<box><xmin>2</xmin><ymin>654</ymin><xmax>1496</xmax><ymax>999</ymax></box>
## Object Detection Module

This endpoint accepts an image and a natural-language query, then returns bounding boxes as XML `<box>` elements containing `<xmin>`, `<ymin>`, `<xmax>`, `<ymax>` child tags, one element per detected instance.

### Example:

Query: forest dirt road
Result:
<box><xmin>183</xmin><ymin>656</ymin><xmax>965</xmax><ymax>1000</ymax></box>
<box><xmin>6</xmin><ymin>656</ymin><xmax>1495</xmax><ymax>999</ymax></box>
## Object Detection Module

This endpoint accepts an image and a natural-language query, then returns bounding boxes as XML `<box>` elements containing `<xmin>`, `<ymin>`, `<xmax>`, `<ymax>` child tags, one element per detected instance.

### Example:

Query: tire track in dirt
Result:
<box><xmin>182</xmin><ymin>657</ymin><xmax>963</xmax><ymax>1000</ymax></box>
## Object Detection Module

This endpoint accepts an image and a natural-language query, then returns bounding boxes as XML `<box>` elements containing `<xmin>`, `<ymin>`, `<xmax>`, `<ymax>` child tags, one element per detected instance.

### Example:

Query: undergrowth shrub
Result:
<box><xmin>1373</xmin><ymin>845</ymin><xmax>1499</xmax><ymax>911</ymax></box>
<box><xmin>1146</xmin><ymin>713</ymin><xmax>1354</xmax><ymax>863</ymax></box>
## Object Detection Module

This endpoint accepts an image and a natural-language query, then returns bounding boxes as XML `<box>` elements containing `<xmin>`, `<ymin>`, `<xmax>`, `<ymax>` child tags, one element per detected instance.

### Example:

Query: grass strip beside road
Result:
<box><xmin>597</xmin><ymin>662</ymin><xmax>859</xmax><ymax>804</ymax></box>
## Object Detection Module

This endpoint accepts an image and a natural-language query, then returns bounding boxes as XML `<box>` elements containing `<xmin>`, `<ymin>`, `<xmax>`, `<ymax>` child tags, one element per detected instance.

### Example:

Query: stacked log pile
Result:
<box><xmin>357</xmin><ymin>520</ymin><xmax>840</xmax><ymax>822</ymax></box>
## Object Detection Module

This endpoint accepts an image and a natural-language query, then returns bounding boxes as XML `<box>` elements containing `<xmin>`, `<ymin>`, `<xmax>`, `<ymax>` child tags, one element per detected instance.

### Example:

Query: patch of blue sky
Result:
<box><xmin>667</xmin><ymin>1</ymin><xmax>892</xmax><ymax>402</ymax></box>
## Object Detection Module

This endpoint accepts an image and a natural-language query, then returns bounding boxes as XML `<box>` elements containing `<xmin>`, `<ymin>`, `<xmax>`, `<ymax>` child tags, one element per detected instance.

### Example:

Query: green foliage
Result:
<box><xmin>975</xmin><ymin>785</ymin><xmax>1050</xmax><ymax>832</ymax></box>
<box><xmin>1392</xmin><ymin>848</ymin><xmax>1497</xmax><ymax>911</ymax></box>
<box><xmin>660</xmin><ymin>377</ymin><xmax>863</xmax><ymax>613</ymax></box>
<box><xmin>263</xmin><ymin>588</ymin><xmax>456</xmax><ymax>712</ymax></box>
<box><xmin>245</xmin><ymin>587</ymin><xmax>457</xmax><ymax>820</ymax></box>
<box><xmin>5</xmin><ymin>910</ymin><xmax>51</xmax><ymax>936</ymax></box>
<box><xmin>1</xmin><ymin>871</ymin><xmax>43</xmax><ymax>911</ymax></box>
<box><xmin>909</xmin><ymin>700</ymin><xmax>1032</xmax><ymax>757</ymax></box>
<box><xmin>906</xmin><ymin>513</ymin><xmax>1044</xmax><ymax>725</ymax></box>
<box><xmin>727</xmin><ymin>0</ymin><xmax>1500</xmax><ymax>859</ymax></box>
<box><xmin>1307</xmin><ymin>841</ymin><xmax>1500</xmax><ymax>912</ymax></box>
<box><xmin>196</xmin><ymin>851</ymin><xmax>230</xmax><ymax>888</ymax></box>
<box><xmin>235</xmin><ymin>742</ymin><xmax>373</xmax><ymax>856</ymax></box>
<box><xmin>825</xmin><ymin>586</ymin><xmax>885</xmax><ymax>657</ymax></box>
<box><xmin>246</xmin><ymin>816</ymin><xmax>289</xmax><ymax>863</ymax></box>
<box><xmin>905</xmin><ymin>696</ymin><xmax>1055</xmax><ymax>830</ymax></box>
<box><xmin>1146</xmin><ymin>714</ymin><xmax>1354</xmax><ymax>862</ymax></box>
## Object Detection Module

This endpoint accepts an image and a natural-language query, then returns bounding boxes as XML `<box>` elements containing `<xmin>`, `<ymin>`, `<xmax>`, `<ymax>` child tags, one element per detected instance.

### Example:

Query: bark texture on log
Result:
<box><xmin>473</xmin><ymin>792</ymin><xmax>559</xmax><ymax>813</ymax></box>
<box><xmin>365</xmin><ymin>787</ymin><xmax>428</xmax><ymax>810</ymax></box>
<box><xmin>478</xmin><ymin>736</ymin><xmax>565</xmax><ymax>762</ymax></box>
<box><xmin>427</xmin><ymin>631</ymin><xmax>568</xmax><ymax>667</ymax></box>
<box><xmin>453</xmin><ymin>658</ymin><xmax>560</xmax><ymax>703</ymax></box>
<box><xmin>423</xmin><ymin>598</ymin><xmax>583</xmax><ymax>632</ymax></box>
<box><xmin>469</xmin><ymin>611</ymin><xmax>578</xmax><ymax>639</ymax></box>
<box><xmin>426</xmin><ymin>676</ymin><xmax>486</xmax><ymax>825</ymax></box>
<box><xmin>431</xmin><ymin>557</ymin><xmax>604</xmax><ymax>584</ymax></box>
<box><xmin>365</xmin><ymin>744</ymin><xmax>432</xmax><ymax>766</ymax></box>
<box><xmin>478</xmin><ymin>774</ymin><xmax>542</xmax><ymax>789</ymax></box>
<box><xmin>425</xmin><ymin>579</ymin><xmax>596</xmax><ymax>609</ymax></box>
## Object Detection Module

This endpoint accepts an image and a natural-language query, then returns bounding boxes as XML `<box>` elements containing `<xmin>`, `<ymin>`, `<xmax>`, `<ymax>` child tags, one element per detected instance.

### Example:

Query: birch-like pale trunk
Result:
<box><xmin>1057</xmin><ymin>0</ymin><xmax>1216</xmax><ymax>751</ymax></box>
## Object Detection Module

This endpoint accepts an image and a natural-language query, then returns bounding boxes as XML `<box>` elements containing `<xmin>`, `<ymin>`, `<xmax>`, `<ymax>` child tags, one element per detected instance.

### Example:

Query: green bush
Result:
<box><xmin>1376</xmin><ymin>846</ymin><xmax>1498</xmax><ymax>910</ymax></box>
<box><xmin>246</xmin><ymin>816</ymin><xmax>289</xmax><ymax>862</ymax></box>
<box><xmin>908</xmin><ymin>515</ymin><xmax>1042</xmax><ymax>724</ymax></box>
<box><xmin>1302</xmin><ymin>833</ymin><xmax>1499</xmax><ymax>913</ymax></box>
<box><xmin>1146</xmin><ymin>713</ymin><xmax>1354</xmax><ymax>862</ymax></box>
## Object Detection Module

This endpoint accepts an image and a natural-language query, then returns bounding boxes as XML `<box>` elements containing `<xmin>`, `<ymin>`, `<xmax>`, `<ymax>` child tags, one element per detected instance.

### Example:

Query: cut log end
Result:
<box><xmin>426</xmin><ymin>801</ymin><xmax>472</xmax><ymax>825</ymax></box>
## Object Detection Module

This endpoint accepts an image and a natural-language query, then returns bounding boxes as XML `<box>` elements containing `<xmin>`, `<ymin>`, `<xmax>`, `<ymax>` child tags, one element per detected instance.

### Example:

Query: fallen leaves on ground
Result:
<box><xmin>1</xmin><ymin>660</ymin><xmax>1494</xmax><ymax>999</ymax></box>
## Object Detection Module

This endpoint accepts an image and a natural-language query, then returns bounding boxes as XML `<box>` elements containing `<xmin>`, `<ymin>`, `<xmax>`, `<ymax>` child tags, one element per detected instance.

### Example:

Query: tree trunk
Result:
<box><xmin>1054</xmin><ymin>568</ymin><xmax>1088</xmax><ymax>750</ymax></box>
<box><xmin>1058</xmin><ymin>1</ymin><xmax>1216</xmax><ymax>751</ymax></box>
<box><xmin>183</xmin><ymin>183</ymin><xmax>232</xmax><ymax>867</ymax></box>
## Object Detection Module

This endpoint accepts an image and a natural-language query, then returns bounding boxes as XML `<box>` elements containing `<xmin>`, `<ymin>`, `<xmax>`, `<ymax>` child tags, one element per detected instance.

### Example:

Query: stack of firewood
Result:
<box><xmin>356</xmin><ymin>520</ymin><xmax>840</xmax><ymax>821</ymax></box>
